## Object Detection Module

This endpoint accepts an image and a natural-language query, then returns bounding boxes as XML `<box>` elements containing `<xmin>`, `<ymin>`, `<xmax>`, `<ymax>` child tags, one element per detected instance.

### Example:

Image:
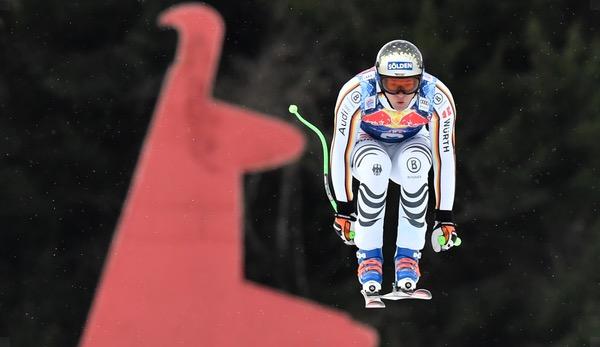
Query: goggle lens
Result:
<box><xmin>381</xmin><ymin>76</ymin><xmax>420</xmax><ymax>94</ymax></box>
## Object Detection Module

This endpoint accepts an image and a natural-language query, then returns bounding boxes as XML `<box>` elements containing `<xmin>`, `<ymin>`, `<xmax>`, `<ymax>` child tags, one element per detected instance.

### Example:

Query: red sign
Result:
<box><xmin>79</xmin><ymin>4</ymin><xmax>377</xmax><ymax>347</ymax></box>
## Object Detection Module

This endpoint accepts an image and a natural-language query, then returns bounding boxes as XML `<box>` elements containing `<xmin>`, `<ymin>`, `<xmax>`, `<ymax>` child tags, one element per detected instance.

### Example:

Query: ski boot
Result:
<box><xmin>381</xmin><ymin>247</ymin><xmax>432</xmax><ymax>301</ymax></box>
<box><xmin>394</xmin><ymin>247</ymin><xmax>421</xmax><ymax>293</ymax></box>
<box><xmin>356</xmin><ymin>248</ymin><xmax>385</xmax><ymax>308</ymax></box>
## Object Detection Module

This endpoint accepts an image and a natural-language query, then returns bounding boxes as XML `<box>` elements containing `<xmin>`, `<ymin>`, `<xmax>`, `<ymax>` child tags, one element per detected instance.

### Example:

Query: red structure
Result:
<box><xmin>80</xmin><ymin>4</ymin><xmax>377</xmax><ymax>346</ymax></box>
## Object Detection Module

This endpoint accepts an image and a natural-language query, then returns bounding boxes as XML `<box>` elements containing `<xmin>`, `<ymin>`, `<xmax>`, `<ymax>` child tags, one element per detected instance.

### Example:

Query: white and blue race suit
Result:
<box><xmin>330</xmin><ymin>66</ymin><xmax>456</xmax><ymax>251</ymax></box>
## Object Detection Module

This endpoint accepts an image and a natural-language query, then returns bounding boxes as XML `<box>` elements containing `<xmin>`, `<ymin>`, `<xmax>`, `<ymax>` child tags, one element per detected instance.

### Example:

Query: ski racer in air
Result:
<box><xmin>330</xmin><ymin>40</ymin><xmax>461</xmax><ymax>304</ymax></box>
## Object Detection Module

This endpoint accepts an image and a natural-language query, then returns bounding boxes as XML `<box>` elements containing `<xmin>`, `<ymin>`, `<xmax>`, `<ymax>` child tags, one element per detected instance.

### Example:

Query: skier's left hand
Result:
<box><xmin>431</xmin><ymin>222</ymin><xmax>461</xmax><ymax>252</ymax></box>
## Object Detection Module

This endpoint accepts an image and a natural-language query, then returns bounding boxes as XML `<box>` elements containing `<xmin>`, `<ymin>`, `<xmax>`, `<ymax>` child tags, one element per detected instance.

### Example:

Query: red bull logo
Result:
<box><xmin>362</xmin><ymin>109</ymin><xmax>428</xmax><ymax>129</ymax></box>
<box><xmin>399</xmin><ymin>110</ymin><xmax>429</xmax><ymax>127</ymax></box>
<box><xmin>362</xmin><ymin>110</ymin><xmax>392</xmax><ymax>126</ymax></box>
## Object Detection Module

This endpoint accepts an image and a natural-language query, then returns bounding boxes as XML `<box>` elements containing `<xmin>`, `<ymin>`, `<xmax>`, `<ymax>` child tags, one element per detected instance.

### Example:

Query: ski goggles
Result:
<box><xmin>380</xmin><ymin>76</ymin><xmax>421</xmax><ymax>95</ymax></box>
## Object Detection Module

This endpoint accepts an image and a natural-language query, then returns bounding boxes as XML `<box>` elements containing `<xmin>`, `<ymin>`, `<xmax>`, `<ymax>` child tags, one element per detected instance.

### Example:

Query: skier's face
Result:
<box><xmin>385</xmin><ymin>92</ymin><xmax>416</xmax><ymax>111</ymax></box>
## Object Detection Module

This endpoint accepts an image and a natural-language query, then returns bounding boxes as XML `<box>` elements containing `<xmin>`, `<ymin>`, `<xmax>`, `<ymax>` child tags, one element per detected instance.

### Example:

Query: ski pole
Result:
<box><xmin>288</xmin><ymin>104</ymin><xmax>337</xmax><ymax>213</ymax></box>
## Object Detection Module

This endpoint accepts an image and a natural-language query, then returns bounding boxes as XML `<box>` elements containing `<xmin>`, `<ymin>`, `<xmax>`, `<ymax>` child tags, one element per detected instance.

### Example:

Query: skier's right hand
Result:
<box><xmin>333</xmin><ymin>213</ymin><xmax>356</xmax><ymax>246</ymax></box>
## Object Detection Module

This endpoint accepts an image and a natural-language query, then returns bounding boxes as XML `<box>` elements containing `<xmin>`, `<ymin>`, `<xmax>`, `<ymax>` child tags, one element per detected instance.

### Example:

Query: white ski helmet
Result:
<box><xmin>375</xmin><ymin>40</ymin><xmax>423</xmax><ymax>78</ymax></box>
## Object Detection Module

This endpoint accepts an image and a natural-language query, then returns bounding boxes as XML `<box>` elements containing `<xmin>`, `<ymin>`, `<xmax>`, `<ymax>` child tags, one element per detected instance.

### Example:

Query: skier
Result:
<box><xmin>331</xmin><ymin>40</ymin><xmax>460</xmax><ymax>301</ymax></box>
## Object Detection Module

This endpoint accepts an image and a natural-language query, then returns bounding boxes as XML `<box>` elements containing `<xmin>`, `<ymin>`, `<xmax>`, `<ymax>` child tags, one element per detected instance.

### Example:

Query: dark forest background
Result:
<box><xmin>1</xmin><ymin>0</ymin><xmax>600</xmax><ymax>346</ymax></box>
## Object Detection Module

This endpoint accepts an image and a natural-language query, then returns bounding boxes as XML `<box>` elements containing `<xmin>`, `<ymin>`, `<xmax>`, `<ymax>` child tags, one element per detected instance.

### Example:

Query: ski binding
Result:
<box><xmin>361</xmin><ymin>290</ymin><xmax>385</xmax><ymax>308</ymax></box>
<box><xmin>381</xmin><ymin>288</ymin><xmax>432</xmax><ymax>301</ymax></box>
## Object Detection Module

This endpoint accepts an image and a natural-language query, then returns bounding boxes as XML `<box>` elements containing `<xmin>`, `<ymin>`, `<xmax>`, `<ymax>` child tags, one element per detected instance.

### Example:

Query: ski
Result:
<box><xmin>361</xmin><ymin>290</ymin><xmax>386</xmax><ymax>308</ymax></box>
<box><xmin>381</xmin><ymin>288</ymin><xmax>432</xmax><ymax>301</ymax></box>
